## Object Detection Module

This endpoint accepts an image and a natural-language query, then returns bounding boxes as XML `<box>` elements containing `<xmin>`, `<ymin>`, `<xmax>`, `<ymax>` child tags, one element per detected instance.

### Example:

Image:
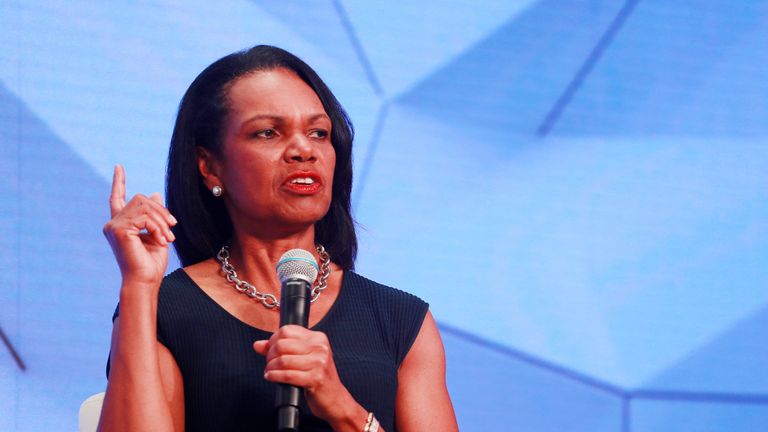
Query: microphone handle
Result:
<box><xmin>276</xmin><ymin>279</ymin><xmax>311</xmax><ymax>432</ymax></box>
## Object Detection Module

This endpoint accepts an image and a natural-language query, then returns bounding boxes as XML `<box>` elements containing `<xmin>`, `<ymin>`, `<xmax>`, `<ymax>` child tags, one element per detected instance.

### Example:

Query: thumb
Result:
<box><xmin>253</xmin><ymin>340</ymin><xmax>269</xmax><ymax>356</ymax></box>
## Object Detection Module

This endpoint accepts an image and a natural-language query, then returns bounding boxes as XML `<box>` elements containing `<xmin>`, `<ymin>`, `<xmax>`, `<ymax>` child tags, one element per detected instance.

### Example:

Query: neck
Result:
<box><xmin>225</xmin><ymin>226</ymin><xmax>319</xmax><ymax>295</ymax></box>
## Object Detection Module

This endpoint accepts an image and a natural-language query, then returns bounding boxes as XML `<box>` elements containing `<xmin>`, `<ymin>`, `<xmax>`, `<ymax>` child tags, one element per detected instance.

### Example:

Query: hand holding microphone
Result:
<box><xmin>253</xmin><ymin>249</ymin><xmax>359</xmax><ymax>431</ymax></box>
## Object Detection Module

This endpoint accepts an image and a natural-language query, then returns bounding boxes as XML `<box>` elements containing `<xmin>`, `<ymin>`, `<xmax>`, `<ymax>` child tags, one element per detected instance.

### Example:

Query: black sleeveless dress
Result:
<box><xmin>109</xmin><ymin>269</ymin><xmax>428</xmax><ymax>431</ymax></box>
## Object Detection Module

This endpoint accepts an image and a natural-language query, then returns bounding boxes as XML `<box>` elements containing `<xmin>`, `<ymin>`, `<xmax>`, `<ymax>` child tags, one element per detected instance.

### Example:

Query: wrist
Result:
<box><xmin>119</xmin><ymin>280</ymin><xmax>161</xmax><ymax>301</ymax></box>
<box><xmin>325</xmin><ymin>397</ymin><xmax>369</xmax><ymax>432</ymax></box>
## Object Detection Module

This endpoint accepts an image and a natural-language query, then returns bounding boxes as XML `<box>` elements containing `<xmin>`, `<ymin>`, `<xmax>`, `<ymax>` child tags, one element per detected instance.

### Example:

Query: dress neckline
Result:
<box><xmin>175</xmin><ymin>268</ymin><xmax>348</xmax><ymax>335</ymax></box>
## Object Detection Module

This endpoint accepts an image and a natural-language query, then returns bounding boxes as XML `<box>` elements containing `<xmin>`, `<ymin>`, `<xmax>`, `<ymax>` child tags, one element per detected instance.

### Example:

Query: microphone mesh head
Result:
<box><xmin>276</xmin><ymin>249</ymin><xmax>319</xmax><ymax>284</ymax></box>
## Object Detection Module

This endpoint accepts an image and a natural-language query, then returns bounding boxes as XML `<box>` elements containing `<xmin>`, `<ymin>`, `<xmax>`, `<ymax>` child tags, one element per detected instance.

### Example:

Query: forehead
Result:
<box><xmin>225</xmin><ymin>68</ymin><xmax>327</xmax><ymax>117</ymax></box>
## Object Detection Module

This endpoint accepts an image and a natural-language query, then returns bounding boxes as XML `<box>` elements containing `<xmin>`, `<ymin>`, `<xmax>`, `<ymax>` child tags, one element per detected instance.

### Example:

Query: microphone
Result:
<box><xmin>274</xmin><ymin>249</ymin><xmax>319</xmax><ymax>432</ymax></box>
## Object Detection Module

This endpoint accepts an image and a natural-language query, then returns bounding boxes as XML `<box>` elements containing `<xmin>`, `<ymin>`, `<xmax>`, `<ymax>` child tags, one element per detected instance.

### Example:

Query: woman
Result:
<box><xmin>100</xmin><ymin>45</ymin><xmax>458</xmax><ymax>431</ymax></box>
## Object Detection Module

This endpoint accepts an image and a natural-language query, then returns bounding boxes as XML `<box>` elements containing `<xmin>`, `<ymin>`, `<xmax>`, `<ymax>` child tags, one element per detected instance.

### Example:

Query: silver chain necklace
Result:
<box><xmin>216</xmin><ymin>245</ymin><xmax>331</xmax><ymax>309</ymax></box>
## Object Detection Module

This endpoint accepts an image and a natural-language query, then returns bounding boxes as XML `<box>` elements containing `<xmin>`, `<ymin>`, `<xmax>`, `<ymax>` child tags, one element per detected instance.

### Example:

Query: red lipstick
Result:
<box><xmin>283</xmin><ymin>171</ymin><xmax>323</xmax><ymax>195</ymax></box>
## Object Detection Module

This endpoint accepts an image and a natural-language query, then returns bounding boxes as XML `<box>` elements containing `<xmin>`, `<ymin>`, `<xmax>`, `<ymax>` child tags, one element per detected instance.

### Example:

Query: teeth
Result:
<box><xmin>291</xmin><ymin>177</ymin><xmax>315</xmax><ymax>185</ymax></box>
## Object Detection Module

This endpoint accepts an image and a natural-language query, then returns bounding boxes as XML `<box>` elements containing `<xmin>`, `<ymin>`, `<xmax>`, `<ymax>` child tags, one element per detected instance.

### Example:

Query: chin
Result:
<box><xmin>273</xmin><ymin>200</ymin><xmax>331</xmax><ymax>228</ymax></box>
<box><xmin>284</xmin><ymin>210</ymin><xmax>328</xmax><ymax>227</ymax></box>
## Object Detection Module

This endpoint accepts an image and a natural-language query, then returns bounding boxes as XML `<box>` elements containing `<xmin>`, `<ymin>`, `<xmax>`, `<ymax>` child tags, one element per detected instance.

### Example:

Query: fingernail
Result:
<box><xmin>169</xmin><ymin>215</ymin><xmax>177</xmax><ymax>224</ymax></box>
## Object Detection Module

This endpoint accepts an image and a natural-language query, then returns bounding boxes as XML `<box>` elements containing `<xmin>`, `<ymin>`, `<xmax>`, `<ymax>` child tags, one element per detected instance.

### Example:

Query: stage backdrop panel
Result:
<box><xmin>1</xmin><ymin>1</ymin><xmax>767</xmax><ymax>430</ymax></box>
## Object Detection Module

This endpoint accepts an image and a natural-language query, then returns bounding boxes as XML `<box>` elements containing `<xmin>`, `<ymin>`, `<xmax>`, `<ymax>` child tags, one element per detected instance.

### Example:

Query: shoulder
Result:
<box><xmin>161</xmin><ymin>267</ymin><xmax>190</xmax><ymax>284</ymax></box>
<box><xmin>157</xmin><ymin>266</ymin><xmax>209</xmax><ymax>297</ymax></box>
<box><xmin>343</xmin><ymin>271</ymin><xmax>428</xmax><ymax>309</ymax></box>
<box><xmin>153</xmin><ymin>268</ymin><xmax>195</xmax><ymax>301</ymax></box>
<box><xmin>343</xmin><ymin>271</ymin><xmax>429</xmax><ymax>364</ymax></box>
<box><xmin>111</xmin><ymin>268</ymin><xmax>190</xmax><ymax>322</ymax></box>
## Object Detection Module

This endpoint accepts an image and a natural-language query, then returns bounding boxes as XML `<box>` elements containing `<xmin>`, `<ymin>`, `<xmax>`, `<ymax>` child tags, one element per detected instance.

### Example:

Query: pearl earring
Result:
<box><xmin>212</xmin><ymin>185</ymin><xmax>223</xmax><ymax>197</ymax></box>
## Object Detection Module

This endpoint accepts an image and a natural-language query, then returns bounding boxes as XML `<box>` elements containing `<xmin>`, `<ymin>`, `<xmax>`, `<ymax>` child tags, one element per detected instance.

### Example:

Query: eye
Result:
<box><xmin>309</xmin><ymin>129</ymin><xmax>329</xmax><ymax>139</ymax></box>
<box><xmin>253</xmin><ymin>129</ymin><xmax>276</xmax><ymax>139</ymax></box>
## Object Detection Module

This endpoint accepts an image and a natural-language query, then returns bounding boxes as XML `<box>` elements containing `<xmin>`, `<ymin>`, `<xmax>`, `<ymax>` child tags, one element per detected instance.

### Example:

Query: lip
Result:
<box><xmin>282</xmin><ymin>171</ymin><xmax>323</xmax><ymax>195</ymax></box>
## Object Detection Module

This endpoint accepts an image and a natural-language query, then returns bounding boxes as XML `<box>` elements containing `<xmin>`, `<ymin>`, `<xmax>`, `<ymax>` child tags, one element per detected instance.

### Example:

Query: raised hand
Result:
<box><xmin>254</xmin><ymin>326</ymin><xmax>361</xmax><ymax>427</ymax></box>
<box><xmin>103</xmin><ymin>164</ymin><xmax>177</xmax><ymax>289</ymax></box>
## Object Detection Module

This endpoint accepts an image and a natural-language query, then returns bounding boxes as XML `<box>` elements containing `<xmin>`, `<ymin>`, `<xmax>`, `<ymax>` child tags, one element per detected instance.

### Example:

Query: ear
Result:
<box><xmin>196</xmin><ymin>146</ymin><xmax>224</xmax><ymax>191</ymax></box>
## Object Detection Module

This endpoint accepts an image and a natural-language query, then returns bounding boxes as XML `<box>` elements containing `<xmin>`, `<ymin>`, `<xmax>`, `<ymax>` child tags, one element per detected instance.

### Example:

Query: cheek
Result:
<box><xmin>223</xmin><ymin>154</ymin><xmax>277</xmax><ymax>199</ymax></box>
<box><xmin>325</xmin><ymin>147</ymin><xmax>337</xmax><ymax>178</ymax></box>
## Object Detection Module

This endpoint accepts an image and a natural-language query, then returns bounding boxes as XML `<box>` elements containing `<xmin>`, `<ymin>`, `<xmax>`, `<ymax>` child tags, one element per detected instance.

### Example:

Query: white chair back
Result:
<box><xmin>78</xmin><ymin>392</ymin><xmax>105</xmax><ymax>432</ymax></box>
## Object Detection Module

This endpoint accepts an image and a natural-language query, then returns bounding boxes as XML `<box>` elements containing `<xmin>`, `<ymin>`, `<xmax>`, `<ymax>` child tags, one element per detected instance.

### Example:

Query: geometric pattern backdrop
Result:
<box><xmin>1</xmin><ymin>1</ymin><xmax>767</xmax><ymax>430</ymax></box>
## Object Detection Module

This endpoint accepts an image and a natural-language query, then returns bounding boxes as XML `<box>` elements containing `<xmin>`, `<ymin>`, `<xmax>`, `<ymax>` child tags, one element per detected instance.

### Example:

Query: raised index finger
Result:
<box><xmin>109</xmin><ymin>164</ymin><xmax>127</xmax><ymax>217</ymax></box>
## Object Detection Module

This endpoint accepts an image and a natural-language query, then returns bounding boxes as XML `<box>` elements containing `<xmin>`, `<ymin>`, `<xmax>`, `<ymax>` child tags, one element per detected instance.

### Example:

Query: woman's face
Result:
<box><xmin>204</xmin><ymin>68</ymin><xmax>336</xmax><ymax>236</ymax></box>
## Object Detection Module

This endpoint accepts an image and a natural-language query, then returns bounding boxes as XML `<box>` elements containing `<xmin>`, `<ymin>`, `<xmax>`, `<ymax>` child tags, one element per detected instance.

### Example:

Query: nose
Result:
<box><xmin>284</xmin><ymin>133</ymin><xmax>317</xmax><ymax>163</ymax></box>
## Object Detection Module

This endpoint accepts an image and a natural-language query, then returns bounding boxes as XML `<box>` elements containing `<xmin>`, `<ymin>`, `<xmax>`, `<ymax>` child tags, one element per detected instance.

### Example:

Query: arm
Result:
<box><xmin>395</xmin><ymin>311</ymin><xmax>458</xmax><ymax>431</ymax></box>
<box><xmin>97</xmin><ymin>165</ymin><xmax>184</xmax><ymax>432</ymax></box>
<box><xmin>98</xmin><ymin>309</ymin><xmax>185</xmax><ymax>431</ymax></box>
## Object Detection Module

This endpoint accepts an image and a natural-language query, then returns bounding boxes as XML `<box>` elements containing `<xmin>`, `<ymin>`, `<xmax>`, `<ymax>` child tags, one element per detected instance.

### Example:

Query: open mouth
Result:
<box><xmin>284</xmin><ymin>172</ymin><xmax>322</xmax><ymax>194</ymax></box>
<box><xmin>289</xmin><ymin>177</ymin><xmax>316</xmax><ymax>185</ymax></box>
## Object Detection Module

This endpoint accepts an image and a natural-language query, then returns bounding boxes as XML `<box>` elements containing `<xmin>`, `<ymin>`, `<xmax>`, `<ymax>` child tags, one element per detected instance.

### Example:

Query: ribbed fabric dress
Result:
<box><xmin>108</xmin><ymin>268</ymin><xmax>428</xmax><ymax>431</ymax></box>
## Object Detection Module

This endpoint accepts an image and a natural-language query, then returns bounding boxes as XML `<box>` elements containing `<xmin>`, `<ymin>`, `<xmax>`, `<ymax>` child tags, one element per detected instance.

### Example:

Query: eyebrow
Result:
<box><xmin>241</xmin><ymin>113</ymin><xmax>331</xmax><ymax>127</ymax></box>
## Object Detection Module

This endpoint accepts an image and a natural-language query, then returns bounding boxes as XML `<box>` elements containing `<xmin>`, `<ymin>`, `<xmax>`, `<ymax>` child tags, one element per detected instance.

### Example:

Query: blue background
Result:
<box><xmin>1</xmin><ymin>1</ymin><xmax>767</xmax><ymax>430</ymax></box>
